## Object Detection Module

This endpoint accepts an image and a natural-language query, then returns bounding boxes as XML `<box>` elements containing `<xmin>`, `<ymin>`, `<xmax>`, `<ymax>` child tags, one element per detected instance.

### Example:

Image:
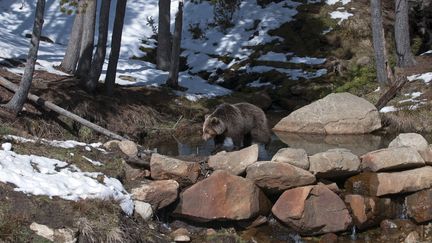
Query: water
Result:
<box><xmin>146</xmin><ymin>131</ymin><xmax>432</xmax><ymax>159</ymax></box>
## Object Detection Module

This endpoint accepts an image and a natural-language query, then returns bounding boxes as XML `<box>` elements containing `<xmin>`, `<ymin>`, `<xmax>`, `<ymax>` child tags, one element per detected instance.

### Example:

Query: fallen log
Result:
<box><xmin>375</xmin><ymin>75</ymin><xmax>408</xmax><ymax>111</ymax></box>
<box><xmin>0</xmin><ymin>76</ymin><xmax>126</xmax><ymax>141</ymax></box>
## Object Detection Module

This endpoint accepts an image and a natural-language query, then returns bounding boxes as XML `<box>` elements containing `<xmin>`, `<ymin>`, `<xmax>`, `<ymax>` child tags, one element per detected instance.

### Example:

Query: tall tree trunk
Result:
<box><xmin>76</xmin><ymin>0</ymin><xmax>97</xmax><ymax>78</ymax></box>
<box><xmin>105</xmin><ymin>0</ymin><xmax>127</xmax><ymax>95</ymax></box>
<box><xmin>395</xmin><ymin>0</ymin><xmax>417</xmax><ymax>67</ymax></box>
<box><xmin>166</xmin><ymin>1</ymin><xmax>183</xmax><ymax>89</ymax></box>
<box><xmin>85</xmin><ymin>0</ymin><xmax>111</xmax><ymax>92</ymax></box>
<box><xmin>59</xmin><ymin>0</ymin><xmax>85</xmax><ymax>74</ymax></box>
<box><xmin>371</xmin><ymin>0</ymin><xmax>391</xmax><ymax>87</ymax></box>
<box><xmin>156</xmin><ymin>0</ymin><xmax>171</xmax><ymax>71</ymax></box>
<box><xmin>3</xmin><ymin>0</ymin><xmax>45</xmax><ymax>115</ymax></box>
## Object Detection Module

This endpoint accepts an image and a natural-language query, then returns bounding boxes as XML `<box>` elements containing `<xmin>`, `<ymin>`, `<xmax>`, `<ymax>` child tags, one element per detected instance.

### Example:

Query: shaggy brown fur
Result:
<box><xmin>202</xmin><ymin>103</ymin><xmax>271</xmax><ymax>149</ymax></box>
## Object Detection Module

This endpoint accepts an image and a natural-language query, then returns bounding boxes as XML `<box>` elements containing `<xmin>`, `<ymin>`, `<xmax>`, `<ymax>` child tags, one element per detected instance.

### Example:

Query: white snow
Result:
<box><xmin>326</xmin><ymin>0</ymin><xmax>351</xmax><ymax>5</ymax></box>
<box><xmin>0</xmin><ymin>0</ymin><xmax>328</xmax><ymax>100</ymax></box>
<box><xmin>247</xmin><ymin>65</ymin><xmax>327</xmax><ymax>80</ymax></box>
<box><xmin>257</xmin><ymin>52</ymin><xmax>291</xmax><ymax>62</ymax></box>
<box><xmin>247</xmin><ymin>79</ymin><xmax>275</xmax><ymax>88</ymax></box>
<box><xmin>408</xmin><ymin>72</ymin><xmax>432</xmax><ymax>84</ymax></box>
<box><xmin>380</xmin><ymin>106</ymin><xmax>397</xmax><ymax>113</ymax></box>
<box><xmin>1</xmin><ymin>143</ymin><xmax>12</xmax><ymax>151</ymax></box>
<box><xmin>420</xmin><ymin>50</ymin><xmax>432</xmax><ymax>56</ymax></box>
<box><xmin>330</xmin><ymin>11</ymin><xmax>353</xmax><ymax>24</ymax></box>
<box><xmin>289</xmin><ymin>56</ymin><xmax>326</xmax><ymax>65</ymax></box>
<box><xmin>0</xmin><ymin>149</ymin><xmax>133</xmax><ymax>215</ymax></box>
<box><xmin>82</xmin><ymin>156</ymin><xmax>103</xmax><ymax>167</ymax></box>
<box><xmin>3</xmin><ymin>135</ymin><xmax>104</xmax><ymax>150</ymax></box>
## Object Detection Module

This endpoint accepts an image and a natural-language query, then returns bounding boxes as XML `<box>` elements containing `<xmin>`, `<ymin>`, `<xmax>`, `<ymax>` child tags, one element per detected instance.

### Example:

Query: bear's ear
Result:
<box><xmin>210</xmin><ymin>117</ymin><xmax>219</xmax><ymax>124</ymax></box>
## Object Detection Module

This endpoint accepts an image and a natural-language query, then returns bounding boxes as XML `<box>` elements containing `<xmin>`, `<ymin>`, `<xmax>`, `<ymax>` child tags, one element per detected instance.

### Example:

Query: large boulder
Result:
<box><xmin>419</xmin><ymin>145</ymin><xmax>432</xmax><ymax>165</ymax></box>
<box><xmin>174</xmin><ymin>170</ymin><xmax>271</xmax><ymax>222</ymax></box>
<box><xmin>208</xmin><ymin>144</ymin><xmax>259</xmax><ymax>175</ymax></box>
<box><xmin>388</xmin><ymin>133</ymin><xmax>429</xmax><ymax>151</ymax></box>
<box><xmin>246</xmin><ymin>161</ymin><xmax>316</xmax><ymax>194</ymax></box>
<box><xmin>361</xmin><ymin>147</ymin><xmax>425</xmax><ymax>172</ymax></box>
<box><xmin>272</xmin><ymin>185</ymin><xmax>352</xmax><ymax>235</ymax></box>
<box><xmin>271</xmin><ymin>148</ymin><xmax>309</xmax><ymax>170</ymax></box>
<box><xmin>344</xmin><ymin>194</ymin><xmax>397</xmax><ymax>230</ymax></box>
<box><xmin>131</xmin><ymin>180</ymin><xmax>179</xmax><ymax>209</ymax></box>
<box><xmin>345</xmin><ymin>167</ymin><xmax>432</xmax><ymax>196</ymax></box>
<box><xmin>274</xmin><ymin>132</ymin><xmax>383</xmax><ymax>156</ymax></box>
<box><xmin>309</xmin><ymin>148</ymin><xmax>360</xmax><ymax>179</ymax></box>
<box><xmin>406</xmin><ymin>188</ymin><xmax>432</xmax><ymax>223</ymax></box>
<box><xmin>150</xmin><ymin>153</ymin><xmax>201</xmax><ymax>186</ymax></box>
<box><xmin>273</xmin><ymin>93</ymin><xmax>381</xmax><ymax>134</ymax></box>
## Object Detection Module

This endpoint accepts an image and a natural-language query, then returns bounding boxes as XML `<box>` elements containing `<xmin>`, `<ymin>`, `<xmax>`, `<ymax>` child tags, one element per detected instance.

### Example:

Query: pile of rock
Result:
<box><xmin>126</xmin><ymin>132</ymin><xmax>432</xmax><ymax>241</ymax></box>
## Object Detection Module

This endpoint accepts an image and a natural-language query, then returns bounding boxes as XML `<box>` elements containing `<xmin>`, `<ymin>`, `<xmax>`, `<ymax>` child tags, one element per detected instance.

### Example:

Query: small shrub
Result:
<box><xmin>188</xmin><ymin>23</ymin><xmax>205</xmax><ymax>39</ymax></box>
<box><xmin>146</xmin><ymin>16</ymin><xmax>157</xmax><ymax>36</ymax></box>
<box><xmin>335</xmin><ymin>64</ymin><xmax>377</xmax><ymax>95</ymax></box>
<box><xmin>212</xmin><ymin>0</ymin><xmax>241</xmax><ymax>31</ymax></box>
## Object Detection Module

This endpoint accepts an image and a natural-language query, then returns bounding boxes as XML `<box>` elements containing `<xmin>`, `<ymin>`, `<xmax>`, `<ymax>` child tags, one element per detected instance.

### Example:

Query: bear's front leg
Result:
<box><xmin>231</xmin><ymin>134</ymin><xmax>244</xmax><ymax>151</ymax></box>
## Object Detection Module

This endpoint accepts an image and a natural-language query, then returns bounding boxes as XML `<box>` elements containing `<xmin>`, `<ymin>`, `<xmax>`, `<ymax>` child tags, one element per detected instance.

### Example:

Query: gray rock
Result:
<box><xmin>273</xmin><ymin>93</ymin><xmax>381</xmax><ymax>134</ymax></box>
<box><xmin>361</xmin><ymin>147</ymin><xmax>425</xmax><ymax>172</ymax></box>
<box><xmin>271</xmin><ymin>148</ymin><xmax>309</xmax><ymax>170</ymax></box>
<box><xmin>246</xmin><ymin>161</ymin><xmax>316</xmax><ymax>194</ymax></box>
<box><xmin>309</xmin><ymin>148</ymin><xmax>360</xmax><ymax>178</ymax></box>
<box><xmin>208</xmin><ymin>144</ymin><xmax>259</xmax><ymax>175</ymax></box>
<box><xmin>388</xmin><ymin>133</ymin><xmax>429</xmax><ymax>151</ymax></box>
<box><xmin>118</xmin><ymin>140</ymin><xmax>138</xmax><ymax>157</ymax></box>
<box><xmin>134</xmin><ymin>201</ymin><xmax>153</xmax><ymax>221</ymax></box>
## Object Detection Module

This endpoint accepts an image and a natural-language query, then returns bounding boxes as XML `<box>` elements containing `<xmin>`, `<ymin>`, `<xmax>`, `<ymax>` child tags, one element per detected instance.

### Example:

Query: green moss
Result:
<box><xmin>411</xmin><ymin>36</ymin><xmax>423</xmax><ymax>55</ymax></box>
<box><xmin>335</xmin><ymin>64</ymin><xmax>377</xmax><ymax>95</ymax></box>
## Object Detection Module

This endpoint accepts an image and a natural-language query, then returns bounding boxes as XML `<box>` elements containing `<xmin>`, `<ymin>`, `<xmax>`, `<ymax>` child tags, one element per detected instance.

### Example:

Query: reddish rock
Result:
<box><xmin>272</xmin><ymin>185</ymin><xmax>352</xmax><ymax>235</ymax></box>
<box><xmin>361</xmin><ymin>147</ymin><xmax>424</xmax><ymax>172</ymax></box>
<box><xmin>174</xmin><ymin>170</ymin><xmax>271</xmax><ymax>222</ymax></box>
<box><xmin>345</xmin><ymin>167</ymin><xmax>432</xmax><ymax>196</ymax></box>
<box><xmin>319</xmin><ymin>233</ymin><xmax>338</xmax><ymax>243</ymax></box>
<box><xmin>344</xmin><ymin>194</ymin><xmax>397</xmax><ymax>230</ymax></box>
<box><xmin>406</xmin><ymin>188</ymin><xmax>432</xmax><ymax>223</ymax></box>
<box><xmin>131</xmin><ymin>180</ymin><xmax>179</xmax><ymax>209</ymax></box>
<box><xmin>246</xmin><ymin>161</ymin><xmax>315</xmax><ymax>194</ymax></box>
<box><xmin>150</xmin><ymin>153</ymin><xmax>201</xmax><ymax>186</ymax></box>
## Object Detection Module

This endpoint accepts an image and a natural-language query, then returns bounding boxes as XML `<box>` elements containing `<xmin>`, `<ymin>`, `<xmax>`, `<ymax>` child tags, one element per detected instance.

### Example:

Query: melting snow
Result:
<box><xmin>330</xmin><ymin>11</ymin><xmax>353</xmax><ymax>24</ymax></box>
<box><xmin>326</xmin><ymin>0</ymin><xmax>351</xmax><ymax>5</ymax></box>
<box><xmin>247</xmin><ymin>80</ymin><xmax>275</xmax><ymax>88</ymax></box>
<box><xmin>0</xmin><ymin>148</ymin><xmax>133</xmax><ymax>215</ymax></box>
<box><xmin>380</xmin><ymin>106</ymin><xmax>397</xmax><ymax>113</ymax></box>
<box><xmin>289</xmin><ymin>56</ymin><xmax>326</xmax><ymax>65</ymax></box>
<box><xmin>4</xmin><ymin>135</ymin><xmax>105</xmax><ymax>150</ymax></box>
<box><xmin>247</xmin><ymin>65</ymin><xmax>327</xmax><ymax>80</ymax></box>
<box><xmin>408</xmin><ymin>72</ymin><xmax>432</xmax><ymax>84</ymax></box>
<box><xmin>257</xmin><ymin>52</ymin><xmax>291</xmax><ymax>62</ymax></box>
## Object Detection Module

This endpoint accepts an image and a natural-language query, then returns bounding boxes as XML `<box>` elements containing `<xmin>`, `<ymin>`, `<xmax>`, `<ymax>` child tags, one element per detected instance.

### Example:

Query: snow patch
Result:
<box><xmin>257</xmin><ymin>52</ymin><xmax>291</xmax><ymax>62</ymax></box>
<box><xmin>408</xmin><ymin>72</ymin><xmax>432</xmax><ymax>84</ymax></box>
<box><xmin>289</xmin><ymin>56</ymin><xmax>326</xmax><ymax>65</ymax></box>
<box><xmin>0</xmin><ymin>150</ymin><xmax>133</xmax><ymax>215</ymax></box>
<box><xmin>380</xmin><ymin>106</ymin><xmax>397</xmax><ymax>113</ymax></box>
<box><xmin>247</xmin><ymin>65</ymin><xmax>327</xmax><ymax>80</ymax></box>
<box><xmin>4</xmin><ymin>135</ymin><xmax>104</xmax><ymax>151</ymax></box>
<box><xmin>330</xmin><ymin>11</ymin><xmax>353</xmax><ymax>24</ymax></box>
<box><xmin>326</xmin><ymin>0</ymin><xmax>351</xmax><ymax>5</ymax></box>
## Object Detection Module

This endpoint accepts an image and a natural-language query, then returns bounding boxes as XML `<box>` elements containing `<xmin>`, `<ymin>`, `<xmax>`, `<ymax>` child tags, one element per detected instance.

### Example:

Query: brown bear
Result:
<box><xmin>202</xmin><ymin>102</ymin><xmax>271</xmax><ymax>150</ymax></box>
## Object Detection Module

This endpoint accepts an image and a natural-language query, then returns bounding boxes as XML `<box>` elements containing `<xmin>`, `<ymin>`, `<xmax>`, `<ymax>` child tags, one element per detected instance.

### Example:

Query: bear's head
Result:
<box><xmin>202</xmin><ymin>115</ymin><xmax>226</xmax><ymax>141</ymax></box>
